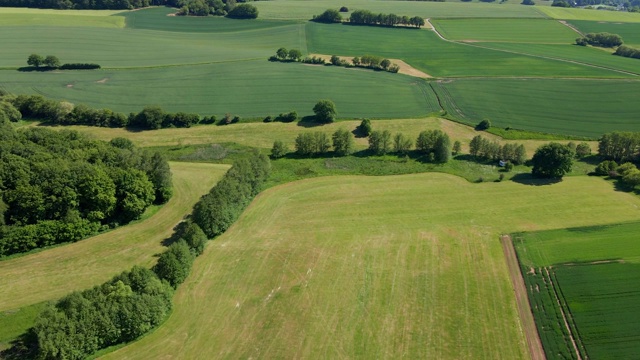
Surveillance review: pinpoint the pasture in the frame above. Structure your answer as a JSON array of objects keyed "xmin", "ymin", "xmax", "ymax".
[
  {"xmin": 432, "ymin": 78, "xmax": 640, "ymax": 137},
  {"xmin": 569, "ymin": 20, "xmax": 640, "ymax": 46},
  {"xmin": 538, "ymin": 6, "xmax": 640, "ymax": 22},
  {"xmin": 305, "ymin": 22, "xmax": 627, "ymax": 78},
  {"xmin": 514, "ymin": 222, "xmax": 640, "ymax": 359},
  {"xmin": 103, "ymin": 173, "xmax": 640, "ymax": 359},
  {"xmin": 0, "ymin": 162, "xmax": 229, "ymax": 313},
  {"xmin": 431, "ymin": 19, "xmax": 578, "ymax": 43}
]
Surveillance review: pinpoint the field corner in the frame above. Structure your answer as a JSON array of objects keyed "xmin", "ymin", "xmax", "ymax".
[{"xmin": 500, "ymin": 234, "xmax": 546, "ymax": 360}]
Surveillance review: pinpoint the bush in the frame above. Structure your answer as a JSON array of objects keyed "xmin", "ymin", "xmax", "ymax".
[
  {"xmin": 595, "ymin": 160, "xmax": 618, "ymax": 176},
  {"xmin": 312, "ymin": 99, "xmax": 337, "ymax": 123},
  {"xmin": 575, "ymin": 32, "xmax": 623, "ymax": 48},
  {"xmin": 277, "ymin": 111, "xmax": 297, "ymax": 122},
  {"xmin": 226, "ymin": 3, "xmax": 258, "ymax": 18},
  {"xmin": 358, "ymin": 118, "xmax": 372, "ymax": 137},
  {"xmin": 271, "ymin": 140, "xmax": 288, "ymax": 159},
  {"xmin": 339, "ymin": 6, "xmax": 348, "ymax": 12},
  {"xmin": 476, "ymin": 119, "xmax": 491, "ymax": 130},
  {"xmin": 59, "ymin": 63, "xmax": 101, "ymax": 70},
  {"xmin": 154, "ymin": 240, "xmax": 194, "ymax": 288},
  {"xmin": 312, "ymin": 9, "xmax": 342, "ymax": 23}
]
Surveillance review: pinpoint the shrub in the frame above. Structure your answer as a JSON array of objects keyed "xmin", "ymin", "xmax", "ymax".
[
  {"xmin": 313, "ymin": 9, "xmax": 342, "ymax": 23},
  {"xmin": 358, "ymin": 118, "xmax": 372, "ymax": 137},
  {"xmin": 339, "ymin": 6, "xmax": 348, "ymax": 12},
  {"xmin": 271, "ymin": 140, "xmax": 288, "ymax": 159},
  {"xmin": 312, "ymin": 99, "xmax": 337, "ymax": 123},
  {"xmin": 226, "ymin": 3, "xmax": 258, "ymax": 18},
  {"xmin": 476, "ymin": 119, "xmax": 491, "ymax": 130},
  {"xmin": 595, "ymin": 160, "xmax": 618, "ymax": 176}
]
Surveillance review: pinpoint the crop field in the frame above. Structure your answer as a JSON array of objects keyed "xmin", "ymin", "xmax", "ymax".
[
  {"xmin": 514, "ymin": 222, "xmax": 640, "ymax": 359},
  {"xmin": 253, "ymin": 0, "xmax": 545, "ymax": 20},
  {"xmin": 306, "ymin": 22, "xmax": 625, "ymax": 78},
  {"xmin": 569, "ymin": 20, "xmax": 640, "ymax": 46},
  {"xmin": 431, "ymin": 19, "xmax": 578, "ymax": 44},
  {"xmin": 0, "ymin": 62, "xmax": 436, "ymax": 118},
  {"xmin": 538, "ymin": 6, "xmax": 640, "ymax": 22},
  {"xmin": 101, "ymin": 174, "xmax": 640, "ymax": 359},
  {"xmin": 432, "ymin": 78, "xmax": 640, "ymax": 137},
  {"xmin": 0, "ymin": 162, "xmax": 228, "ymax": 313}
]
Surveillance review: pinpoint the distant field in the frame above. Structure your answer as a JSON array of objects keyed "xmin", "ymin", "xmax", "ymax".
[
  {"xmin": 122, "ymin": 6, "xmax": 300, "ymax": 33},
  {"xmin": 538, "ymin": 6, "xmax": 640, "ymax": 22},
  {"xmin": 432, "ymin": 19, "xmax": 578, "ymax": 43},
  {"xmin": 478, "ymin": 42, "xmax": 640, "ymax": 75},
  {"xmin": 0, "ymin": 7, "xmax": 125, "ymax": 15},
  {"xmin": 514, "ymin": 222, "xmax": 640, "ymax": 359},
  {"xmin": 433, "ymin": 78, "xmax": 640, "ymax": 137},
  {"xmin": 0, "ymin": 61, "xmax": 437, "ymax": 118},
  {"xmin": 103, "ymin": 173, "xmax": 640, "ymax": 359},
  {"xmin": 306, "ymin": 22, "xmax": 626, "ymax": 78},
  {"xmin": 0, "ymin": 162, "xmax": 228, "ymax": 313},
  {"xmin": 254, "ymin": 0, "xmax": 545, "ymax": 20},
  {"xmin": 570, "ymin": 20, "xmax": 640, "ymax": 46},
  {"xmin": 0, "ymin": 13, "xmax": 125, "ymax": 27}
]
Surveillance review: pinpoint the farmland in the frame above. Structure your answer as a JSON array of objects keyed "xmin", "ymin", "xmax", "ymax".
[
  {"xmin": 431, "ymin": 19, "xmax": 578, "ymax": 44},
  {"xmin": 102, "ymin": 174, "xmax": 640, "ymax": 359},
  {"xmin": 514, "ymin": 222, "xmax": 640, "ymax": 359},
  {"xmin": 569, "ymin": 20, "xmax": 640, "ymax": 46}
]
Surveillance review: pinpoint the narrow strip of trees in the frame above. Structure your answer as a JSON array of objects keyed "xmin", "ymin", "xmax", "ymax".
[
  {"xmin": 348, "ymin": 10, "xmax": 425, "ymax": 28},
  {"xmin": 25, "ymin": 54, "xmax": 100, "ymax": 71},
  {"xmin": 614, "ymin": 45, "xmax": 640, "ymax": 60},
  {"xmin": 177, "ymin": 0, "xmax": 258, "ymax": 18},
  {"xmin": 575, "ymin": 32, "xmax": 623, "ymax": 48},
  {"xmin": 469, "ymin": 135, "xmax": 527, "ymax": 165}
]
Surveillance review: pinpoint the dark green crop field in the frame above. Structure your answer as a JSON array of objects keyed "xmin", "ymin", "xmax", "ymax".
[
  {"xmin": 514, "ymin": 222, "xmax": 640, "ymax": 359},
  {"xmin": 570, "ymin": 20, "xmax": 640, "ymax": 46}
]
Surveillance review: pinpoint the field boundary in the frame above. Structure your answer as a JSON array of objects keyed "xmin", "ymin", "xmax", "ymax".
[{"xmin": 501, "ymin": 234, "xmax": 546, "ymax": 360}]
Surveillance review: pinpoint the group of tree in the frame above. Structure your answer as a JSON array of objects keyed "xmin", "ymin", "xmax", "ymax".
[
  {"xmin": 575, "ymin": 32, "xmax": 623, "ymax": 47},
  {"xmin": 348, "ymin": 10, "xmax": 425, "ymax": 28},
  {"xmin": 469, "ymin": 135, "xmax": 527, "ymax": 165},
  {"xmin": 598, "ymin": 131, "xmax": 640, "ymax": 162},
  {"xmin": 286, "ymin": 129, "xmax": 354, "ymax": 157},
  {"xmin": 594, "ymin": 160, "xmax": 640, "ymax": 188},
  {"xmin": 191, "ymin": 151, "xmax": 270, "ymax": 238},
  {"xmin": 263, "ymin": 111, "xmax": 297, "ymax": 123},
  {"xmin": 334, "ymin": 54, "xmax": 400, "ymax": 73},
  {"xmin": 531, "ymin": 142, "xmax": 575, "ymax": 178},
  {"xmin": 368, "ymin": 129, "xmax": 452, "ymax": 162},
  {"xmin": 614, "ymin": 45, "xmax": 640, "ymax": 60},
  {"xmin": 11, "ymin": 153, "xmax": 270, "ymax": 359},
  {"xmin": 312, "ymin": 8, "xmax": 343, "ymax": 23},
  {"xmin": 312, "ymin": 99, "xmax": 337, "ymax": 123},
  {"xmin": 268, "ymin": 47, "xmax": 303, "ymax": 62},
  {"xmin": 551, "ymin": 0, "xmax": 571, "ymax": 7},
  {"xmin": 0, "ymin": 123, "xmax": 172, "ymax": 257},
  {"xmin": 0, "ymin": 0, "xmax": 153, "ymax": 10},
  {"xmin": 177, "ymin": 0, "xmax": 258, "ymax": 18},
  {"xmin": 26, "ymin": 54, "xmax": 100, "ymax": 70}
]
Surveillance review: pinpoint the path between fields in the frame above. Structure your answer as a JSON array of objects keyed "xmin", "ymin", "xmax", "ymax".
[
  {"xmin": 308, "ymin": 53, "xmax": 431, "ymax": 78},
  {"xmin": 500, "ymin": 235, "xmax": 546, "ymax": 360},
  {"xmin": 545, "ymin": 267, "xmax": 584, "ymax": 360},
  {"xmin": 426, "ymin": 19, "xmax": 639, "ymax": 77}
]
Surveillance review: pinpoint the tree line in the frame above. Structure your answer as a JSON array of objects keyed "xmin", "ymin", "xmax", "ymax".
[
  {"xmin": 312, "ymin": 9, "xmax": 425, "ymax": 28},
  {"xmin": 469, "ymin": 135, "xmax": 527, "ymax": 165},
  {"xmin": 6, "ymin": 152, "xmax": 270, "ymax": 359},
  {"xmin": 177, "ymin": 0, "xmax": 258, "ymax": 19},
  {"xmin": 0, "ymin": 0, "xmax": 154, "ymax": 10},
  {"xmin": 269, "ymin": 48, "xmax": 400, "ymax": 74},
  {"xmin": 25, "ymin": 54, "xmax": 100, "ymax": 70},
  {"xmin": 0, "ymin": 117, "xmax": 172, "ymax": 257},
  {"xmin": 614, "ymin": 45, "xmax": 640, "ymax": 60},
  {"xmin": 575, "ymin": 32, "xmax": 623, "ymax": 48}
]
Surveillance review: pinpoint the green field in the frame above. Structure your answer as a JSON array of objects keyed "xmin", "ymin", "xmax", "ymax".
[
  {"xmin": 570, "ymin": 20, "xmax": 640, "ymax": 46},
  {"xmin": 306, "ymin": 22, "xmax": 627, "ymax": 78},
  {"xmin": 0, "ymin": 61, "xmax": 437, "ymax": 118},
  {"xmin": 254, "ymin": 0, "xmax": 545, "ymax": 20},
  {"xmin": 538, "ymin": 6, "xmax": 640, "ymax": 22},
  {"xmin": 432, "ymin": 19, "xmax": 578, "ymax": 43},
  {"xmin": 433, "ymin": 78, "xmax": 640, "ymax": 137},
  {"xmin": 0, "ymin": 162, "xmax": 228, "ymax": 313},
  {"xmin": 514, "ymin": 222, "xmax": 640, "ymax": 359},
  {"xmin": 100, "ymin": 173, "xmax": 640, "ymax": 359}
]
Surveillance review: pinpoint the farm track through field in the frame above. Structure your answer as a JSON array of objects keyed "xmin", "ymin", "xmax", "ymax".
[
  {"xmin": 426, "ymin": 19, "xmax": 640, "ymax": 77},
  {"xmin": 544, "ymin": 268, "xmax": 583, "ymax": 360},
  {"xmin": 501, "ymin": 235, "xmax": 546, "ymax": 360},
  {"xmin": 0, "ymin": 162, "xmax": 229, "ymax": 312}
]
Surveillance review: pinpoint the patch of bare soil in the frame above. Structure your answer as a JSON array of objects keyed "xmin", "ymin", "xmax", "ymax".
[
  {"xmin": 66, "ymin": 84, "xmax": 74, "ymax": 88},
  {"xmin": 460, "ymin": 40, "xmax": 481, "ymax": 43},
  {"xmin": 96, "ymin": 78, "xmax": 109, "ymax": 84},
  {"xmin": 308, "ymin": 53, "xmax": 431, "ymax": 78}
]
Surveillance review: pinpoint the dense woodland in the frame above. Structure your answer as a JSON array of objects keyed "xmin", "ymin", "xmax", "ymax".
[{"xmin": 0, "ymin": 98, "xmax": 172, "ymax": 257}]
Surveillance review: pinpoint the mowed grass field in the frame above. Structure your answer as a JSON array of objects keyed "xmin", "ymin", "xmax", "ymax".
[
  {"xmin": 515, "ymin": 222, "xmax": 640, "ymax": 359},
  {"xmin": 538, "ymin": 6, "xmax": 640, "ymax": 22},
  {"xmin": 253, "ymin": 0, "xmax": 546, "ymax": 20},
  {"xmin": 103, "ymin": 173, "xmax": 640, "ymax": 359},
  {"xmin": 570, "ymin": 20, "xmax": 640, "ymax": 46},
  {"xmin": 306, "ymin": 22, "xmax": 627, "ymax": 78},
  {"xmin": 57, "ymin": 118, "xmax": 596, "ymax": 158},
  {"xmin": 433, "ymin": 78, "xmax": 640, "ymax": 137},
  {"xmin": 0, "ymin": 62, "xmax": 437, "ymax": 118},
  {"xmin": 431, "ymin": 19, "xmax": 578, "ymax": 43},
  {"xmin": 0, "ymin": 162, "xmax": 229, "ymax": 313}
]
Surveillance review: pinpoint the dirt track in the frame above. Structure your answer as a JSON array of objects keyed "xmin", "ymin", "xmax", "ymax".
[{"xmin": 501, "ymin": 235, "xmax": 547, "ymax": 360}]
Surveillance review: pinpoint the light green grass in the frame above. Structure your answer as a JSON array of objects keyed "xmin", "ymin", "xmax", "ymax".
[
  {"xmin": 538, "ymin": 6, "xmax": 640, "ymax": 22},
  {"xmin": 432, "ymin": 19, "xmax": 578, "ymax": 43},
  {"xmin": 477, "ymin": 42, "xmax": 640, "ymax": 75},
  {"xmin": 0, "ymin": 22, "xmax": 304, "ymax": 67},
  {"xmin": 0, "ymin": 162, "xmax": 229, "ymax": 312},
  {"xmin": 0, "ymin": 302, "xmax": 48, "ymax": 351},
  {"xmin": 0, "ymin": 13, "xmax": 125, "ymax": 27},
  {"xmin": 254, "ymin": 0, "xmax": 546, "ymax": 20},
  {"xmin": 0, "ymin": 7, "xmax": 125, "ymax": 15},
  {"xmin": 306, "ymin": 22, "xmax": 627, "ymax": 78},
  {"xmin": 570, "ymin": 20, "xmax": 640, "ymax": 46},
  {"xmin": 0, "ymin": 61, "xmax": 438, "ymax": 118},
  {"xmin": 433, "ymin": 78, "xmax": 640, "ymax": 137},
  {"xmin": 103, "ymin": 173, "xmax": 640, "ymax": 359}
]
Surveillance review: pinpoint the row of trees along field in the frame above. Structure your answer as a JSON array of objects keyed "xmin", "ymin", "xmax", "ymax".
[
  {"xmin": 6, "ymin": 153, "xmax": 270, "ymax": 359},
  {"xmin": 0, "ymin": 119, "xmax": 172, "ymax": 257},
  {"xmin": 575, "ymin": 32, "xmax": 623, "ymax": 47},
  {"xmin": 313, "ymin": 9, "xmax": 425, "ymax": 28},
  {"xmin": 26, "ymin": 54, "xmax": 100, "ymax": 70}
]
